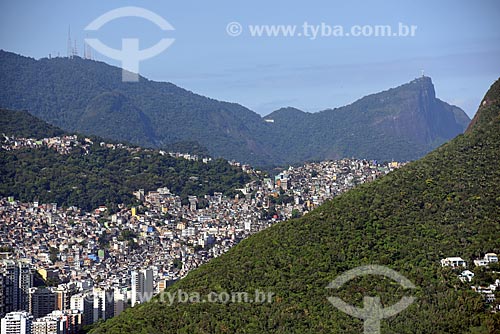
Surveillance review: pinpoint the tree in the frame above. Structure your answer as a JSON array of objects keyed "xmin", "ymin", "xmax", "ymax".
[
  {"xmin": 49, "ymin": 247, "xmax": 59, "ymax": 263},
  {"xmin": 291, "ymin": 209, "xmax": 301, "ymax": 219}
]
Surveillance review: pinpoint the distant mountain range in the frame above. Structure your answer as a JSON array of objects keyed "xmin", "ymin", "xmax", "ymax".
[
  {"xmin": 0, "ymin": 50, "xmax": 470, "ymax": 166},
  {"xmin": 264, "ymin": 77, "xmax": 470, "ymax": 163},
  {"xmin": 89, "ymin": 77, "xmax": 500, "ymax": 334}
]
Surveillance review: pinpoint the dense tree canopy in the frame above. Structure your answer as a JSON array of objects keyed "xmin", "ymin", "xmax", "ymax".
[
  {"xmin": 0, "ymin": 146, "xmax": 249, "ymax": 212},
  {"xmin": 0, "ymin": 109, "xmax": 250, "ymax": 211}
]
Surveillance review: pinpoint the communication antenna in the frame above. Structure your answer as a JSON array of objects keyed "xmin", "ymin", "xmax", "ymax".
[
  {"xmin": 420, "ymin": 69, "xmax": 425, "ymax": 78},
  {"xmin": 84, "ymin": 36, "xmax": 93, "ymax": 60},
  {"xmin": 73, "ymin": 40, "xmax": 78, "ymax": 58},
  {"xmin": 67, "ymin": 26, "xmax": 72, "ymax": 58}
]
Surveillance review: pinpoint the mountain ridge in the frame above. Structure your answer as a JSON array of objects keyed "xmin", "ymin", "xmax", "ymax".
[{"xmin": 0, "ymin": 50, "xmax": 470, "ymax": 166}]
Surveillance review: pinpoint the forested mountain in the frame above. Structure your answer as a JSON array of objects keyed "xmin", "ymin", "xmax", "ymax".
[
  {"xmin": 0, "ymin": 51, "xmax": 270, "ymax": 164},
  {"xmin": 90, "ymin": 78, "xmax": 500, "ymax": 333},
  {"xmin": 0, "ymin": 109, "xmax": 250, "ymax": 211},
  {"xmin": 0, "ymin": 50, "xmax": 469, "ymax": 166},
  {"xmin": 264, "ymin": 77, "xmax": 470, "ymax": 162},
  {"xmin": 0, "ymin": 109, "xmax": 65, "ymax": 138}
]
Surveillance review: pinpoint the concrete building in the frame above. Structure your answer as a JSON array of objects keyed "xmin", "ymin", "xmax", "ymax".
[
  {"xmin": 459, "ymin": 270, "xmax": 475, "ymax": 283},
  {"xmin": 0, "ymin": 260, "xmax": 33, "ymax": 314},
  {"xmin": 92, "ymin": 288, "xmax": 114, "ymax": 323},
  {"xmin": 188, "ymin": 196, "xmax": 197, "ymax": 211},
  {"xmin": 58, "ymin": 310, "xmax": 82, "ymax": 334},
  {"xmin": 474, "ymin": 252, "xmax": 499, "ymax": 267},
  {"xmin": 28, "ymin": 287, "xmax": 55, "ymax": 319},
  {"xmin": 113, "ymin": 289, "xmax": 126, "ymax": 318},
  {"xmin": 32, "ymin": 312, "xmax": 67, "ymax": 334},
  {"xmin": 131, "ymin": 269, "xmax": 154, "ymax": 307},
  {"xmin": 0, "ymin": 261, "xmax": 18, "ymax": 316},
  {"xmin": 32, "ymin": 318, "xmax": 59, "ymax": 334},
  {"xmin": 485, "ymin": 253, "xmax": 498, "ymax": 263},
  {"xmin": 440, "ymin": 257, "xmax": 467, "ymax": 268},
  {"xmin": 39, "ymin": 310, "xmax": 82, "ymax": 334},
  {"xmin": 1, "ymin": 311, "xmax": 33, "ymax": 334},
  {"xmin": 69, "ymin": 294, "xmax": 92, "ymax": 326},
  {"xmin": 54, "ymin": 289, "xmax": 69, "ymax": 312},
  {"xmin": 0, "ymin": 274, "xmax": 5, "ymax": 317},
  {"xmin": 17, "ymin": 262, "xmax": 33, "ymax": 312}
]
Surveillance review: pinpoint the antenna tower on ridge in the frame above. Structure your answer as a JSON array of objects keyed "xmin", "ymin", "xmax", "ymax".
[{"xmin": 67, "ymin": 26, "xmax": 72, "ymax": 58}]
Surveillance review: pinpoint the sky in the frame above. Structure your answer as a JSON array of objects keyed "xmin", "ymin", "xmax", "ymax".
[{"xmin": 1, "ymin": 0, "xmax": 499, "ymax": 117}]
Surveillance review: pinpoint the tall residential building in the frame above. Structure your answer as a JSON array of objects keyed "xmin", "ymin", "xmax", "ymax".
[
  {"xmin": 131, "ymin": 269, "xmax": 154, "ymax": 307},
  {"xmin": 28, "ymin": 288, "xmax": 55, "ymax": 319},
  {"xmin": 92, "ymin": 288, "xmax": 114, "ymax": 323},
  {"xmin": 1, "ymin": 311, "xmax": 33, "ymax": 334},
  {"xmin": 1, "ymin": 261, "xmax": 18, "ymax": 315},
  {"xmin": 54, "ymin": 285, "xmax": 75, "ymax": 312},
  {"xmin": 32, "ymin": 318, "xmax": 59, "ymax": 334},
  {"xmin": 0, "ymin": 274, "xmax": 5, "ymax": 317},
  {"xmin": 69, "ymin": 294, "xmax": 92, "ymax": 326},
  {"xmin": 33, "ymin": 310, "xmax": 79, "ymax": 334},
  {"xmin": 50, "ymin": 310, "xmax": 82, "ymax": 334},
  {"xmin": 113, "ymin": 288, "xmax": 127, "ymax": 317},
  {"xmin": 32, "ymin": 312, "xmax": 67, "ymax": 334},
  {"xmin": 1, "ymin": 260, "xmax": 33, "ymax": 314},
  {"xmin": 17, "ymin": 261, "xmax": 33, "ymax": 312}
]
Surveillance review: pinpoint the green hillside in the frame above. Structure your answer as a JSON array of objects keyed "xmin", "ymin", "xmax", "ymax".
[
  {"xmin": 91, "ymin": 78, "xmax": 500, "ymax": 333},
  {"xmin": 0, "ymin": 109, "xmax": 65, "ymax": 138},
  {"xmin": 0, "ymin": 110, "xmax": 250, "ymax": 211}
]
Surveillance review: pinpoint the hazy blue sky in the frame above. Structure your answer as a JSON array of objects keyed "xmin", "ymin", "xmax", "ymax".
[{"xmin": 1, "ymin": 0, "xmax": 499, "ymax": 117}]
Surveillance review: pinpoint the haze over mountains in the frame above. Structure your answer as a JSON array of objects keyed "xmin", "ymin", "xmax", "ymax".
[{"xmin": 0, "ymin": 50, "xmax": 469, "ymax": 166}]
